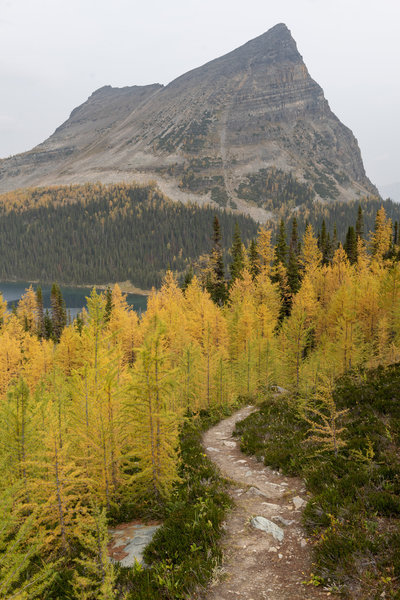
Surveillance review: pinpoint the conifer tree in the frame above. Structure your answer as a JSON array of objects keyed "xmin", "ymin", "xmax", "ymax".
[
  {"xmin": 371, "ymin": 206, "xmax": 392, "ymax": 261},
  {"xmin": 287, "ymin": 247, "xmax": 301, "ymax": 298},
  {"xmin": 356, "ymin": 204, "xmax": 364, "ymax": 239},
  {"xmin": 303, "ymin": 375, "xmax": 348, "ymax": 455},
  {"xmin": 289, "ymin": 217, "xmax": 300, "ymax": 255},
  {"xmin": 17, "ymin": 285, "xmax": 38, "ymax": 334},
  {"xmin": 36, "ymin": 286, "xmax": 45, "ymax": 339},
  {"xmin": 248, "ymin": 239, "xmax": 260, "ymax": 279},
  {"xmin": 205, "ymin": 216, "xmax": 227, "ymax": 306},
  {"xmin": 299, "ymin": 225, "xmax": 322, "ymax": 277},
  {"xmin": 0, "ymin": 482, "xmax": 58, "ymax": 599},
  {"xmin": 286, "ymin": 218, "xmax": 301, "ymax": 299},
  {"xmin": 72, "ymin": 505, "xmax": 115, "ymax": 600},
  {"xmin": 45, "ymin": 309, "xmax": 55, "ymax": 341},
  {"xmin": 126, "ymin": 316, "xmax": 180, "ymax": 501},
  {"xmin": 181, "ymin": 264, "xmax": 194, "ymax": 291},
  {"xmin": 229, "ymin": 223, "xmax": 244, "ymax": 285},
  {"xmin": 344, "ymin": 226, "xmax": 358, "ymax": 264},
  {"xmin": 104, "ymin": 286, "xmax": 113, "ymax": 323},
  {"xmin": 318, "ymin": 220, "xmax": 329, "ymax": 264},
  {"xmin": 257, "ymin": 226, "xmax": 274, "ymax": 276},
  {"xmin": 332, "ymin": 223, "xmax": 338, "ymax": 252},
  {"xmin": 51, "ymin": 283, "xmax": 67, "ymax": 342},
  {"xmin": 274, "ymin": 219, "xmax": 288, "ymax": 267}
]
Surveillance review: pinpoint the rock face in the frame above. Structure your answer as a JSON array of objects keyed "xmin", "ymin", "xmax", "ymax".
[{"xmin": 0, "ymin": 24, "xmax": 377, "ymax": 218}]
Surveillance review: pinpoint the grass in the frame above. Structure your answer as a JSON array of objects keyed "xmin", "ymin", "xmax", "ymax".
[{"xmin": 233, "ymin": 365, "xmax": 400, "ymax": 599}]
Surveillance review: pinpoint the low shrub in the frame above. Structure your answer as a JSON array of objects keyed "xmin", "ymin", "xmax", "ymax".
[{"xmin": 233, "ymin": 365, "xmax": 400, "ymax": 598}]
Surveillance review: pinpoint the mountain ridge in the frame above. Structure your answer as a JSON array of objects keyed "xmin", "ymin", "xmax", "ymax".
[{"xmin": 0, "ymin": 24, "xmax": 378, "ymax": 221}]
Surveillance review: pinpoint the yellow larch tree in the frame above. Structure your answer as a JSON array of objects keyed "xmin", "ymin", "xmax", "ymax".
[
  {"xmin": 125, "ymin": 315, "xmax": 180, "ymax": 501},
  {"xmin": 16, "ymin": 285, "xmax": 38, "ymax": 334},
  {"xmin": 278, "ymin": 274, "xmax": 318, "ymax": 393},
  {"xmin": 299, "ymin": 224, "xmax": 322, "ymax": 285},
  {"xmin": 371, "ymin": 206, "xmax": 392, "ymax": 263},
  {"xmin": 257, "ymin": 225, "xmax": 274, "ymax": 277}
]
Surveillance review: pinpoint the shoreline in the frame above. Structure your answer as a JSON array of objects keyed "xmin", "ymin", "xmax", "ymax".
[{"xmin": 0, "ymin": 279, "xmax": 152, "ymax": 296}]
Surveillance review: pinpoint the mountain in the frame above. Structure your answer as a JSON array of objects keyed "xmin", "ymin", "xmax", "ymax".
[{"xmin": 0, "ymin": 24, "xmax": 378, "ymax": 221}]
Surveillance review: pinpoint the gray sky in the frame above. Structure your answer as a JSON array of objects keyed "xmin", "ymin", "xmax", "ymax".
[{"xmin": 0, "ymin": 0, "xmax": 399, "ymax": 187}]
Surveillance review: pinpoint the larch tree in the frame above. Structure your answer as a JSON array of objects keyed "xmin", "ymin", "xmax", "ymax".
[{"xmin": 125, "ymin": 316, "xmax": 180, "ymax": 501}]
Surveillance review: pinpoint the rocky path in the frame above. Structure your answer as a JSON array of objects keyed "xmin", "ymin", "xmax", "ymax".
[{"xmin": 201, "ymin": 406, "xmax": 331, "ymax": 600}]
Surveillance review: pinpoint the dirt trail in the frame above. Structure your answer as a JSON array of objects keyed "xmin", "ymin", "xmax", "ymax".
[{"xmin": 201, "ymin": 406, "xmax": 330, "ymax": 600}]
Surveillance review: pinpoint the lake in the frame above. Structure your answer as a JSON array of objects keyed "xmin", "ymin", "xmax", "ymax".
[{"xmin": 0, "ymin": 281, "xmax": 148, "ymax": 317}]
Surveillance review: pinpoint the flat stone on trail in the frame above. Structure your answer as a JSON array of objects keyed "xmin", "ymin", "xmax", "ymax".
[
  {"xmin": 223, "ymin": 440, "xmax": 237, "ymax": 447},
  {"xmin": 292, "ymin": 496, "xmax": 306, "ymax": 509},
  {"xmin": 261, "ymin": 502, "xmax": 281, "ymax": 510},
  {"xmin": 244, "ymin": 486, "xmax": 268, "ymax": 498},
  {"xmin": 206, "ymin": 446, "xmax": 220, "ymax": 452},
  {"xmin": 237, "ymin": 459, "xmax": 247, "ymax": 463},
  {"xmin": 250, "ymin": 516, "xmax": 284, "ymax": 542},
  {"xmin": 271, "ymin": 515, "xmax": 295, "ymax": 527}
]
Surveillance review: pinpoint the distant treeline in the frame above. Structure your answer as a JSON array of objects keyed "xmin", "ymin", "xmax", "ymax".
[{"xmin": 0, "ymin": 182, "xmax": 399, "ymax": 288}]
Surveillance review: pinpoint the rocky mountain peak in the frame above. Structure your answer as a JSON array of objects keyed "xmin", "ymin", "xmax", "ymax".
[{"xmin": 0, "ymin": 24, "xmax": 378, "ymax": 220}]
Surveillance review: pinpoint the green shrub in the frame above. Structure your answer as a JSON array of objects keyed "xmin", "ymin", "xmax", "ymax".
[{"xmin": 233, "ymin": 364, "xmax": 400, "ymax": 597}]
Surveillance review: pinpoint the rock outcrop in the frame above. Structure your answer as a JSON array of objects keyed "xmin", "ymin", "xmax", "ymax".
[{"xmin": 0, "ymin": 24, "xmax": 377, "ymax": 219}]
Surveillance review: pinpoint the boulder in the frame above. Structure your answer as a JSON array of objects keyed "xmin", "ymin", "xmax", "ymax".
[{"xmin": 250, "ymin": 516, "xmax": 284, "ymax": 542}]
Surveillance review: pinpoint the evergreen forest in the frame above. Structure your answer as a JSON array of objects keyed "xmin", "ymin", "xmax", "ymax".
[
  {"xmin": 0, "ymin": 182, "xmax": 399, "ymax": 290},
  {"xmin": 0, "ymin": 184, "xmax": 258, "ymax": 289}
]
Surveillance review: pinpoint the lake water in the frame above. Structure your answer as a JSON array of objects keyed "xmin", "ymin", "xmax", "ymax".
[{"xmin": 0, "ymin": 281, "xmax": 148, "ymax": 318}]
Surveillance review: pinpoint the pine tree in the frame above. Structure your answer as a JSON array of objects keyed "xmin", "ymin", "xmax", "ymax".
[
  {"xmin": 356, "ymin": 204, "xmax": 364, "ymax": 239},
  {"xmin": 36, "ymin": 286, "xmax": 45, "ymax": 339},
  {"xmin": 181, "ymin": 265, "xmax": 194, "ymax": 291},
  {"xmin": 274, "ymin": 219, "xmax": 288, "ymax": 267},
  {"xmin": 286, "ymin": 218, "xmax": 301, "ymax": 303},
  {"xmin": 319, "ymin": 220, "xmax": 328, "ymax": 263},
  {"xmin": 344, "ymin": 226, "xmax": 358, "ymax": 264},
  {"xmin": 0, "ymin": 293, "xmax": 6, "ymax": 329},
  {"xmin": 248, "ymin": 239, "xmax": 260, "ymax": 279},
  {"xmin": 289, "ymin": 217, "xmax": 300, "ymax": 255},
  {"xmin": 229, "ymin": 223, "xmax": 244, "ymax": 285},
  {"xmin": 332, "ymin": 223, "xmax": 338, "ymax": 252},
  {"xmin": 51, "ymin": 283, "xmax": 66, "ymax": 342},
  {"xmin": 287, "ymin": 246, "xmax": 301, "ymax": 297},
  {"xmin": 104, "ymin": 286, "xmax": 113, "ymax": 323},
  {"xmin": 205, "ymin": 216, "xmax": 227, "ymax": 306}
]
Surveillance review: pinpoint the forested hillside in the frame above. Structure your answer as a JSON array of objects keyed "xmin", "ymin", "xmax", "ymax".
[
  {"xmin": 0, "ymin": 183, "xmax": 258, "ymax": 288},
  {"xmin": 0, "ymin": 182, "xmax": 399, "ymax": 290},
  {"xmin": 1, "ymin": 205, "xmax": 400, "ymax": 598}
]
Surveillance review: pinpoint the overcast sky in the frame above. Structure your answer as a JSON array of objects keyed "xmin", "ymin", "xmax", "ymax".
[{"xmin": 0, "ymin": 0, "xmax": 399, "ymax": 187}]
